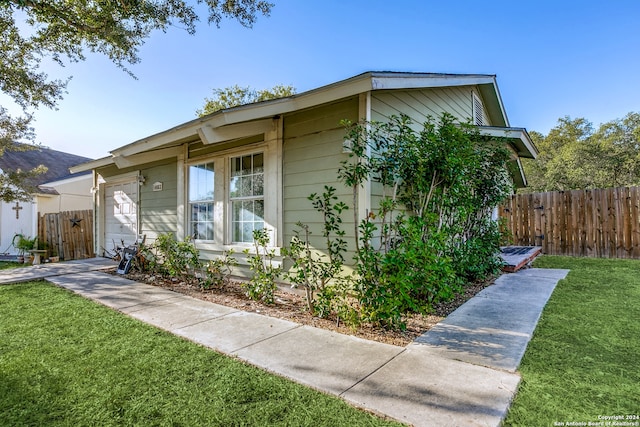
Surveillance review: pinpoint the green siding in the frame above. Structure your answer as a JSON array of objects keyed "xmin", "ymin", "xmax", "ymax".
[
  {"xmin": 140, "ymin": 162, "xmax": 178, "ymax": 241},
  {"xmin": 283, "ymin": 97, "xmax": 358, "ymax": 258},
  {"xmin": 371, "ymin": 86, "xmax": 477, "ymax": 125},
  {"xmin": 369, "ymin": 86, "xmax": 492, "ymax": 210}
]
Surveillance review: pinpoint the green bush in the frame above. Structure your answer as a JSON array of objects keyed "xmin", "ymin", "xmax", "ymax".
[
  {"xmin": 148, "ymin": 233, "xmax": 200, "ymax": 278},
  {"xmin": 244, "ymin": 229, "xmax": 281, "ymax": 304},
  {"xmin": 201, "ymin": 250, "xmax": 237, "ymax": 289},
  {"xmin": 283, "ymin": 186, "xmax": 348, "ymax": 315},
  {"xmin": 329, "ymin": 113, "xmax": 513, "ymax": 329}
]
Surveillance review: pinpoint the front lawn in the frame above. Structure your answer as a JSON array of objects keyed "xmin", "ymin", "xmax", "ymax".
[
  {"xmin": 504, "ymin": 256, "xmax": 640, "ymax": 426},
  {"xmin": 0, "ymin": 281, "xmax": 401, "ymax": 426}
]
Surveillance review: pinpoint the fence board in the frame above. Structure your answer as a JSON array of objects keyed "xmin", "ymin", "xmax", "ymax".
[
  {"xmin": 37, "ymin": 210, "xmax": 94, "ymax": 261},
  {"xmin": 632, "ymin": 187, "xmax": 640, "ymax": 258},
  {"xmin": 500, "ymin": 186, "xmax": 640, "ymax": 259}
]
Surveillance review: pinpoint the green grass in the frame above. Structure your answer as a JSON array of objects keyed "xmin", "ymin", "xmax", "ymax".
[
  {"xmin": 0, "ymin": 281, "xmax": 401, "ymax": 426},
  {"xmin": 504, "ymin": 256, "xmax": 640, "ymax": 426},
  {"xmin": 0, "ymin": 260, "xmax": 26, "ymax": 270}
]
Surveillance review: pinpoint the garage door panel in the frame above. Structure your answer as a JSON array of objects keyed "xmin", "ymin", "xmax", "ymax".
[{"xmin": 104, "ymin": 180, "xmax": 138, "ymax": 247}]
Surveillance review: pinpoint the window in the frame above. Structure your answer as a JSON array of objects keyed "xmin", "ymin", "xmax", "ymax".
[
  {"xmin": 230, "ymin": 152, "xmax": 264, "ymax": 243},
  {"xmin": 189, "ymin": 162, "xmax": 215, "ymax": 240}
]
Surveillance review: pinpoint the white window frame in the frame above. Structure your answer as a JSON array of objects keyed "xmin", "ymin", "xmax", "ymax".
[
  {"xmin": 185, "ymin": 138, "xmax": 279, "ymax": 250},
  {"xmin": 187, "ymin": 161, "xmax": 216, "ymax": 241},
  {"xmin": 229, "ymin": 151, "xmax": 265, "ymax": 244}
]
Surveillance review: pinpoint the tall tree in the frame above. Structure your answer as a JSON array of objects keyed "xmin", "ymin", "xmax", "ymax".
[
  {"xmin": 522, "ymin": 113, "xmax": 640, "ymax": 192},
  {"xmin": 197, "ymin": 84, "xmax": 296, "ymax": 116},
  {"xmin": 1, "ymin": 0, "xmax": 273, "ymax": 201}
]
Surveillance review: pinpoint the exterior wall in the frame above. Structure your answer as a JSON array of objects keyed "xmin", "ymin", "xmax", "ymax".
[
  {"xmin": 36, "ymin": 176, "xmax": 93, "ymax": 214},
  {"xmin": 282, "ymin": 97, "xmax": 359, "ymax": 262},
  {"xmin": 95, "ymin": 158, "xmax": 178, "ymax": 255},
  {"xmin": 139, "ymin": 161, "xmax": 178, "ymax": 242},
  {"xmin": 369, "ymin": 86, "xmax": 492, "ymax": 210},
  {"xmin": 371, "ymin": 86, "xmax": 482, "ymax": 125},
  {"xmin": 0, "ymin": 200, "xmax": 36, "ymax": 256}
]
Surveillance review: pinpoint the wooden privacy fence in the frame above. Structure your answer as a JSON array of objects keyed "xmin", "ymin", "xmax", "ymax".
[
  {"xmin": 499, "ymin": 187, "xmax": 640, "ymax": 258},
  {"xmin": 38, "ymin": 210, "xmax": 94, "ymax": 261}
]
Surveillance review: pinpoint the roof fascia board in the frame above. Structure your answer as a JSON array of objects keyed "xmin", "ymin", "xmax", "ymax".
[
  {"xmin": 113, "ymin": 146, "xmax": 182, "ymax": 169},
  {"xmin": 515, "ymin": 157, "xmax": 527, "ymax": 187},
  {"xmin": 101, "ymin": 72, "xmax": 512, "ymax": 160},
  {"xmin": 478, "ymin": 126, "xmax": 538, "ymax": 159},
  {"xmin": 204, "ymin": 78, "xmax": 374, "ymax": 129},
  {"xmin": 371, "ymin": 75, "xmax": 495, "ymax": 90},
  {"xmin": 111, "ymin": 78, "xmax": 374, "ymax": 158},
  {"xmin": 197, "ymin": 118, "xmax": 274, "ymax": 145},
  {"xmin": 40, "ymin": 173, "xmax": 92, "ymax": 187},
  {"xmin": 477, "ymin": 80, "xmax": 509, "ymax": 127},
  {"xmin": 70, "ymin": 156, "xmax": 115, "ymax": 173},
  {"xmin": 113, "ymin": 125, "xmax": 197, "ymax": 158}
]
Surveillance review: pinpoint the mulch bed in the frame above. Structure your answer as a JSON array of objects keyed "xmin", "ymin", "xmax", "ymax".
[{"xmin": 113, "ymin": 269, "xmax": 496, "ymax": 347}]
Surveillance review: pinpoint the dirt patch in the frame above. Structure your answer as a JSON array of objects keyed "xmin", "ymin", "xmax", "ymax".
[{"xmin": 115, "ymin": 270, "xmax": 496, "ymax": 347}]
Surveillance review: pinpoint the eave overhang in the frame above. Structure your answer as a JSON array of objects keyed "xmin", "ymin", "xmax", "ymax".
[
  {"xmin": 477, "ymin": 126, "xmax": 538, "ymax": 159},
  {"xmin": 70, "ymin": 72, "xmax": 515, "ymax": 173},
  {"xmin": 70, "ymin": 156, "xmax": 115, "ymax": 173}
]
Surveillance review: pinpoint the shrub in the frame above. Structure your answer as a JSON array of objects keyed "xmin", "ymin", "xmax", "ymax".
[
  {"xmin": 283, "ymin": 186, "xmax": 348, "ymax": 315},
  {"xmin": 328, "ymin": 113, "xmax": 513, "ymax": 329},
  {"xmin": 201, "ymin": 250, "xmax": 237, "ymax": 289},
  {"xmin": 145, "ymin": 233, "xmax": 200, "ymax": 279},
  {"xmin": 244, "ymin": 229, "xmax": 281, "ymax": 304}
]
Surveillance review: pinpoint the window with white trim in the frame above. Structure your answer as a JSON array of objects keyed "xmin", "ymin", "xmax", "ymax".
[
  {"xmin": 188, "ymin": 162, "xmax": 215, "ymax": 240},
  {"xmin": 229, "ymin": 152, "xmax": 264, "ymax": 243}
]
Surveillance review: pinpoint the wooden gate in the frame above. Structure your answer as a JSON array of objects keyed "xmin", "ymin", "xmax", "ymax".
[
  {"xmin": 38, "ymin": 210, "xmax": 94, "ymax": 261},
  {"xmin": 500, "ymin": 187, "xmax": 640, "ymax": 258}
]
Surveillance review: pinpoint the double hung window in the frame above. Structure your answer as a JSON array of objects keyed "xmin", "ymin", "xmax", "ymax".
[
  {"xmin": 188, "ymin": 151, "xmax": 267, "ymax": 245},
  {"xmin": 230, "ymin": 153, "xmax": 264, "ymax": 243},
  {"xmin": 188, "ymin": 162, "xmax": 215, "ymax": 241}
]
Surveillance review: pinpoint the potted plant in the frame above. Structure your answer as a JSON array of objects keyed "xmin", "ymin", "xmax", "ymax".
[
  {"xmin": 13, "ymin": 234, "xmax": 36, "ymax": 263},
  {"xmin": 49, "ymin": 246, "xmax": 59, "ymax": 263}
]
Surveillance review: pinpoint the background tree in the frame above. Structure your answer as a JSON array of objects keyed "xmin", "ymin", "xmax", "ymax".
[
  {"xmin": 521, "ymin": 112, "xmax": 640, "ymax": 192},
  {"xmin": 197, "ymin": 84, "xmax": 296, "ymax": 116},
  {"xmin": 0, "ymin": 0, "xmax": 273, "ymax": 201}
]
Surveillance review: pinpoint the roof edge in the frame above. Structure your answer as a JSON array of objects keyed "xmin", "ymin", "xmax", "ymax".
[{"xmin": 109, "ymin": 71, "xmax": 507, "ymax": 159}]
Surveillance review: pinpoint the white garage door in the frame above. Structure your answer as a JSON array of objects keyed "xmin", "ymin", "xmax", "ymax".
[{"xmin": 104, "ymin": 180, "xmax": 138, "ymax": 250}]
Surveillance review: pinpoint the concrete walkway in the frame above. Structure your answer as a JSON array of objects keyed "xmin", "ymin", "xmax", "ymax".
[{"xmin": 0, "ymin": 258, "xmax": 569, "ymax": 427}]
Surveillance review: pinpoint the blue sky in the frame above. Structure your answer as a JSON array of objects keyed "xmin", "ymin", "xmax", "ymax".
[{"xmin": 6, "ymin": 0, "xmax": 640, "ymax": 159}]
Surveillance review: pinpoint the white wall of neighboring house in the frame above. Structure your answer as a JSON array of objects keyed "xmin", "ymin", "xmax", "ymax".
[
  {"xmin": 0, "ymin": 199, "xmax": 37, "ymax": 256},
  {"xmin": 0, "ymin": 174, "xmax": 92, "ymax": 256},
  {"xmin": 36, "ymin": 174, "xmax": 93, "ymax": 214}
]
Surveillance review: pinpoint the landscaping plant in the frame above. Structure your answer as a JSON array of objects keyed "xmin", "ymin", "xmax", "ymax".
[
  {"xmin": 140, "ymin": 233, "xmax": 237, "ymax": 289},
  {"xmin": 283, "ymin": 186, "xmax": 348, "ymax": 315},
  {"xmin": 304, "ymin": 113, "xmax": 514, "ymax": 329},
  {"xmin": 145, "ymin": 233, "xmax": 200, "ymax": 278},
  {"xmin": 243, "ymin": 228, "xmax": 282, "ymax": 304},
  {"xmin": 201, "ymin": 250, "xmax": 238, "ymax": 289}
]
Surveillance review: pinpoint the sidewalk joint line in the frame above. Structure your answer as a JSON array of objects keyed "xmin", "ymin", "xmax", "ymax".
[
  {"xmin": 339, "ymin": 348, "xmax": 407, "ymax": 397},
  {"xmin": 230, "ymin": 324, "xmax": 303, "ymax": 354}
]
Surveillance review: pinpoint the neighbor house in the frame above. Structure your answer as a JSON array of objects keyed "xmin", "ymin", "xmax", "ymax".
[
  {"xmin": 71, "ymin": 71, "xmax": 537, "ymax": 272},
  {"xmin": 0, "ymin": 145, "xmax": 92, "ymax": 255}
]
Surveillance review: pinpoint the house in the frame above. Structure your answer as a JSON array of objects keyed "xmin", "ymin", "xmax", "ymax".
[
  {"xmin": 71, "ymin": 71, "xmax": 537, "ymax": 273},
  {"xmin": 0, "ymin": 145, "xmax": 93, "ymax": 255}
]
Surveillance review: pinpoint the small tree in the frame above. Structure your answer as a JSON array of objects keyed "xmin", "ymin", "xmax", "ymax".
[
  {"xmin": 1, "ymin": 0, "xmax": 273, "ymax": 199},
  {"xmin": 244, "ymin": 228, "xmax": 281, "ymax": 304},
  {"xmin": 283, "ymin": 186, "xmax": 348, "ymax": 315},
  {"xmin": 335, "ymin": 113, "xmax": 513, "ymax": 328}
]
